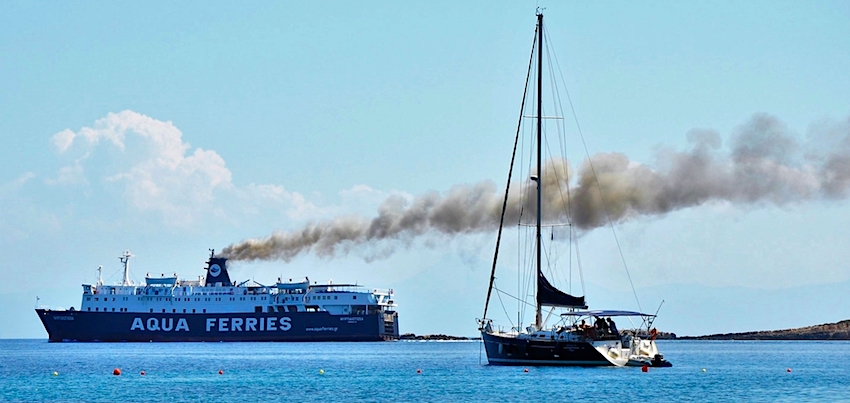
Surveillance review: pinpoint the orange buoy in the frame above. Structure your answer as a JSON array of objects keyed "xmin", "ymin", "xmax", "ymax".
[
  {"xmin": 786, "ymin": 368, "xmax": 792, "ymax": 373},
  {"xmin": 113, "ymin": 368, "xmax": 121, "ymax": 376},
  {"xmin": 140, "ymin": 370, "xmax": 146, "ymax": 376},
  {"xmin": 218, "ymin": 370, "xmax": 224, "ymax": 375},
  {"xmin": 523, "ymin": 368, "xmax": 529, "ymax": 373},
  {"xmin": 416, "ymin": 369, "xmax": 422, "ymax": 374},
  {"xmin": 641, "ymin": 365, "xmax": 649, "ymax": 373}
]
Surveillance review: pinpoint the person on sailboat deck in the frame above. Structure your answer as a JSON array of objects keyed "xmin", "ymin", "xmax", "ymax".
[
  {"xmin": 607, "ymin": 318, "xmax": 619, "ymax": 337},
  {"xmin": 594, "ymin": 316, "xmax": 609, "ymax": 335},
  {"xmin": 579, "ymin": 320, "xmax": 595, "ymax": 339}
]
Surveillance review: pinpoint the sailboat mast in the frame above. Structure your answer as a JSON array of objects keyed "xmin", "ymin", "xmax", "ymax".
[{"xmin": 534, "ymin": 12, "xmax": 543, "ymax": 330}]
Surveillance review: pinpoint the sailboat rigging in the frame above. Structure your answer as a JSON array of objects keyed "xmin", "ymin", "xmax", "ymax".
[{"xmin": 477, "ymin": 12, "xmax": 671, "ymax": 367}]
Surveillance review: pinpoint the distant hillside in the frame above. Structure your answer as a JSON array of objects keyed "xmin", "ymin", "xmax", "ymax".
[{"xmin": 681, "ymin": 319, "xmax": 850, "ymax": 340}]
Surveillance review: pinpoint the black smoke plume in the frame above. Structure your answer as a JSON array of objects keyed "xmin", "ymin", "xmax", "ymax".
[{"xmin": 220, "ymin": 114, "xmax": 850, "ymax": 262}]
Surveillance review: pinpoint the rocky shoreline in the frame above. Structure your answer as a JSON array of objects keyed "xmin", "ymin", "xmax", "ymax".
[
  {"xmin": 399, "ymin": 319, "xmax": 850, "ymax": 341},
  {"xmin": 398, "ymin": 333, "xmax": 480, "ymax": 341},
  {"xmin": 397, "ymin": 330, "xmax": 679, "ymax": 341},
  {"xmin": 680, "ymin": 319, "xmax": 850, "ymax": 340}
]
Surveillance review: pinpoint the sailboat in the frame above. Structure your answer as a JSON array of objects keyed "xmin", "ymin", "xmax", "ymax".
[{"xmin": 477, "ymin": 12, "xmax": 672, "ymax": 367}]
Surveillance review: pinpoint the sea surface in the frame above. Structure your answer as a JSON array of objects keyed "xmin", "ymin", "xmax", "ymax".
[{"xmin": 1, "ymin": 339, "xmax": 849, "ymax": 402}]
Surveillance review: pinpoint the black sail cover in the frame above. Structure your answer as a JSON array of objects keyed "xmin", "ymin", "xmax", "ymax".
[{"xmin": 537, "ymin": 271, "xmax": 587, "ymax": 308}]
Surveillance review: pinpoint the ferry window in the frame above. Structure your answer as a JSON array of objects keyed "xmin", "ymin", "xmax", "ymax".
[
  {"xmin": 95, "ymin": 298, "xmax": 99, "ymax": 301},
  {"xmin": 112, "ymin": 308, "xmax": 115, "ymax": 312},
  {"xmin": 172, "ymin": 309, "xmax": 176, "ymax": 313},
  {"xmin": 353, "ymin": 296, "xmax": 357, "ymax": 300},
  {"xmin": 192, "ymin": 309, "xmax": 196, "ymax": 313},
  {"xmin": 254, "ymin": 306, "xmax": 262, "ymax": 313},
  {"xmin": 95, "ymin": 308, "xmax": 99, "ymax": 311},
  {"xmin": 150, "ymin": 309, "xmax": 153, "ymax": 313},
  {"xmin": 162, "ymin": 309, "xmax": 166, "ymax": 313},
  {"xmin": 88, "ymin": 308, "xmax": 91, "ymax": 311},
  {"xmin": 203, "ymin": 309, "xmax": 206, "ymax": 313},
  {"xmin": 86, "ymin": 297, "xmax": 91, "ymax": 301},
  {"xmin": 183, "ymin": 309, "xmax": 186, "ymax": 313},
  {"xmin": 112, "ymin": 298, "xmax": 115, "ymax": 301},
  {"xmin": 335, "ymin": 296, "xmax": 338, "ymax": 300}
]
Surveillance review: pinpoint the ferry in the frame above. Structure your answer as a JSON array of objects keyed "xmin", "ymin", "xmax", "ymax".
[{"xmin": 36, "ymin": 250, "xmax": 399, "ymax": 342}]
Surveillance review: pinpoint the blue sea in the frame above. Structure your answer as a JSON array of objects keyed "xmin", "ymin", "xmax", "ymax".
[{"xmin": 1, "ymin": 339, "xmax": 849, "ymax": 402}]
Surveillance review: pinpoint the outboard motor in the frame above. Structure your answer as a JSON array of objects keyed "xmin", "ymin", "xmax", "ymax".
[{"xmin": 652, "ymin": 353, "xmax": 672, "ymax": 367}]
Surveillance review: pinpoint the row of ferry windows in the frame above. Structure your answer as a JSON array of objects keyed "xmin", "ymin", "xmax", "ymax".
[
  {"xmin": 85, "ymin": 307, "xmax": 307, "ymax": 313},
  {"xmin": 84, "ymin": 295, "xmax": 337, "ymax": 303},
  {"xmin": 87, "ymin": 307, "xmax": 208, "ymax": 313},
  {"xmin": 87, "ymin": 296, "xmax": 270, "ymax": 302},
  {"xmin": 307, "ymin": 295, "xmax": 349, "ymax": 301}
]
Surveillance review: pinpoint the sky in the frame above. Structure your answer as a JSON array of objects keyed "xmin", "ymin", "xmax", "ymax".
[{"xmin": 2, "ymin": 1, "xmax": 850, "ymax": 338}]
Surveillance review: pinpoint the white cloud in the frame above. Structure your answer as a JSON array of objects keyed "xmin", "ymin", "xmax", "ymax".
[
  {"xmin": 51, "ymin": 129, "xmax": 76, "ymax": 153},
  {"xmin": 52, "ymin": 111, "xmax": 231, "ymax": 224},
  {"xmin": 239, "ymin": 183, "xmax": 325, "ymax": 221},
  {"xmin": 48, "ymin": 110, "xmax": 333, "ymax": 227},
  {"xmin": 51, "ymin": 162, "xmax": 87, "ymax": 186},
  {"xmin": 0, "ymin": 172, "xmax": 36, "ymax": 195}
]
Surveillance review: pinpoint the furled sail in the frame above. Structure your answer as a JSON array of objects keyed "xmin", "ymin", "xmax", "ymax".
[{"xmin": 537, "ymin": 271, "xmax": 586, "ymax": 308}]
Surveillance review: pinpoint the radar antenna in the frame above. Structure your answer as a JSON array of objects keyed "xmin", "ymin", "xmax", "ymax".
[{"xmin": 119, "ymin": 250, "xmax": 134, "ymax": 286}]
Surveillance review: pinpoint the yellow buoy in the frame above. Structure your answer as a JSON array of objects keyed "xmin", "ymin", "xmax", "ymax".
[
  {"xmin": 319, "ymin": 369, "xmax": 325, "ymax": 375},
  {"xmin": 52, "ymin": 371, "xmax": 58, "ymax": 376},
  {"xmin": 702, "ymin": 368, "xmax": 706, "ymax": 372}
]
